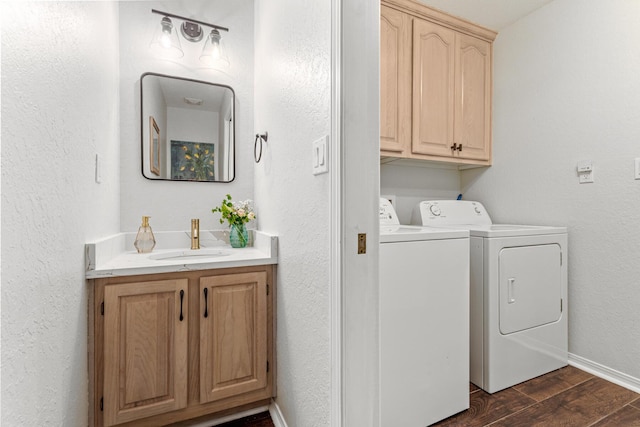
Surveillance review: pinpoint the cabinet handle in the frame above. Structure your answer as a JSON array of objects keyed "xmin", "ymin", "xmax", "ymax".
[
  {"xmin": 203, "ymin": 288, "xmax": 208, "ymax": 318},
  {"xmin": 179, "ymin": 290, "xmax": 184, "ymax": 321},
  {"xmin": 450, "ymin": 143, "xmax": 457, "ymax": 151},
  {"xmin": 457, "ymin": 143, "xmax": 463, "ymax": 151}
]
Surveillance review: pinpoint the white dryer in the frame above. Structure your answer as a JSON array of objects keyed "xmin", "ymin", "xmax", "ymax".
[
  {"xmin": 412, "ymin": 200, "xmax": 568, "ymax": 394},
  {"xmin": 379, "ymin": 199, "xmax": 470, "ymax": 426}
]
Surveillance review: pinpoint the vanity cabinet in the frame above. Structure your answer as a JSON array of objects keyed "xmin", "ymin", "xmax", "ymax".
[
  {"xmin": 102, "ymin": 279, "xmax": 189, "ymax": 426},
  {"xmin": 380, "ymin": 0, "xmax": 496, "ymax": 166},
  {"xmin": 90, "ymin": 266, "xmax": 275, "ymax": 427}
]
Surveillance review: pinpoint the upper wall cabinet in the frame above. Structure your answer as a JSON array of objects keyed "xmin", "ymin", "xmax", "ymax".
[{"xmin": 380, "ymin": 0, "xmax": 497, "ymax": 167}]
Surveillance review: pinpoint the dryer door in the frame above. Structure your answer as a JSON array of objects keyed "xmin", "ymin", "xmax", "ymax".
[{"xmin": 498, "ymin": 244, "xmax": 562, "ymax": 334}]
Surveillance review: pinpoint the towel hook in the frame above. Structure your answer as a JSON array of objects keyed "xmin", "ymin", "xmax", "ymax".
[{"xmin": 254, "ymin": 132, "xmax": 268, "ymax": 163}]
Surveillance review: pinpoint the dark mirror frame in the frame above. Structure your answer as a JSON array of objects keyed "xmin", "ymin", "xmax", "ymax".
[{"xmin": 140, "ymin": 72, "xmax": 236, "ymax": 183}]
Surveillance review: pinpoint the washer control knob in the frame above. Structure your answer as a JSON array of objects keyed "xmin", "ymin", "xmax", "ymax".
[
  {"xmin": 474, "ymin": 206, "xmax": 482, "ymax": 214},
  {"xmin": 430, "ymin": 205, "xmax": 441, "ymax": 216}
]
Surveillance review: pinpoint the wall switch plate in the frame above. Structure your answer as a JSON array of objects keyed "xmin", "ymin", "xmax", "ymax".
[{"xmin": 312, "ymin": 136, "xmax": 329, "ymax": 175}]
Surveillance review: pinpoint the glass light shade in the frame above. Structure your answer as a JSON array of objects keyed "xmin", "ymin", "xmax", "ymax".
[
  {"xmin": 200, "ymin": 29, "xmax": 230, "ymax": 68},
  {"xmin": 150, "ymin": 17, "xmax": 184, "ymax": 59}
]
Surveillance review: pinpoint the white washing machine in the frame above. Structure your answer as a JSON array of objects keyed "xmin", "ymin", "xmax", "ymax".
[
  {"xmin": 412, "ymin": 200, "xmax": 568, "ymax": 394},
  {"xmin": 379, "ymin": 199, "xmax": 470, "ymax": 426}
]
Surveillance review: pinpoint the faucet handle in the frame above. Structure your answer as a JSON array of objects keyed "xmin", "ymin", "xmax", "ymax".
[{"xmin": 191, "ymin": 219, "xmax": 200, "ymax": 250}]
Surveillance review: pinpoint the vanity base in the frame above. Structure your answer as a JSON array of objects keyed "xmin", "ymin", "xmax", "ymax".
[{"xmin": 89, "ymin": 265, "xmax": 276, "ymax": 427}]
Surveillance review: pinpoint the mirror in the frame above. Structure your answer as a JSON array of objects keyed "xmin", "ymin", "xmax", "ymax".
[{"xmin": 141, "ymin": 73, "xmax": 235, "ymax": 182}]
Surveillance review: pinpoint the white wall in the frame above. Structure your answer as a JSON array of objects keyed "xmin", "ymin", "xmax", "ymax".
[
  {"xmin": 461, "ymin": 0, "xmax": 640, "ymax": 380},
  {"xmin": 1, "ymin": 2, "xmax": 120, "ymax": 425},
  {"xmin": 119, "ymin": 0, "xmax": 254, "ymax": 232},
  {"xmin": 380, "ymin": 163, "xmax": 461, "ymax": 223},
  {"xmin": 253, "ymin": 0, "xmax": 332, "ymax": 424}
]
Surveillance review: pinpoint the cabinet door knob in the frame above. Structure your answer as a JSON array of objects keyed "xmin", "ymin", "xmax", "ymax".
[{"xmin": 203, "ymin": 288, "xmax": 208, "ymax": 318}]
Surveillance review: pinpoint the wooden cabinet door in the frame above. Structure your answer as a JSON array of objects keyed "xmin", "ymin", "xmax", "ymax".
[
  {"xmin": 103, "ymin": 279, "xmax": 188, "ymax": 426},
  {"xmin": 380, "ymin": 5, "xmax": 412, "ymax": 156},
  {"xmin": 200, "ymin": 272, "xmax": 268, "ymax": 403},
  {"xmin": 412, "ymin": 18, "xmax": 456, "ymax": 157},
  {"xmin": 454, "ymin": 33, "xmax": 491, "ymax": 160}
]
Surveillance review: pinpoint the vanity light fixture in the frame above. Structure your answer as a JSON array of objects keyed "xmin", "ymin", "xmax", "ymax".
[{"xmin": 150, "ymin": 9, "xmax": 230, "ymax": 67}]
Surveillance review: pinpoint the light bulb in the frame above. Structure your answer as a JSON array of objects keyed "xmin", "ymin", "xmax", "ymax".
[
  {"xmin": 211, "ymin": 41, "xmax": 221, "ymax": 59},
  {"xmin": 150, "ymin": 16, "xmax": 183, "ymax": 58},
  {"xmin": 200, "ymin": 29, "xmax": 229, "ymax": 67},
  {"xmin": 160, "ymin": 17, "xmax": 173, "ymax": 49}
]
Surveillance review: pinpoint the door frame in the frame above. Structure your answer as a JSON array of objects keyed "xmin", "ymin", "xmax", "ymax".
[{"xmin": 331, "ymin": 0, "xmax": 381, "ymax": 425}]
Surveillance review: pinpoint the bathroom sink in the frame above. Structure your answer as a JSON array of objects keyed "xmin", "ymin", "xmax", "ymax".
[{"xmin": 149, "ymin": 248, "xmax": 230, "ymax": 261}]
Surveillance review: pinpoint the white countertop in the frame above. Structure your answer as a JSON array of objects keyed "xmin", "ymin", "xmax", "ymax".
[{"xmin": 85, "ymin": 230, "xmax": 278, "ymax": 279}]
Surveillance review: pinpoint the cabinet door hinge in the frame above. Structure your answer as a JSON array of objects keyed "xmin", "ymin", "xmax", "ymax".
[
  {"xmin": 100, "ymin": 397, "xmax": 103, "ymax": 411},
  {"xmin": 267, "ymin": 284, "xmax": 269, "ymax": 295},
  {"xmin": 267, "ymin": 361, "xmax": 270, "ymax": 372},
  {"xmin": 100, "ymin": 301, "xmax": 104, "ymax": 316}
]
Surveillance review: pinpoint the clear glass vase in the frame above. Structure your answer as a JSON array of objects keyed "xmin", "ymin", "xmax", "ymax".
[{"xmin": 229, "ymin": 223, "xmax": 248, "ymax": 248}]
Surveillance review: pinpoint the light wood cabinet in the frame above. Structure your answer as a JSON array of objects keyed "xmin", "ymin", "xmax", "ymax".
[
  {"xmin": 199, "ymin": 272, "xmax": 267, "ymax": 403},
  {"xmin": 90, "ymin": 266, "xmax": 275, "ymax": 427},
  {"xmin": 381, "ymin": 0, "xmax": 496, "ymax": 166},
  {"xmin": 103, "ymin": 279, "xmax": 188, "ymax": 426},
  {"xmin": 380, "ymin": 5, "xmax": 412, "ymax": 156}
]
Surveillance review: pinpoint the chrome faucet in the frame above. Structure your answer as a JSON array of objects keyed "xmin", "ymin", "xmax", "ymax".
[{"xmin": 191, "ymin": 219, "xmax": 200, "ymax": 250}]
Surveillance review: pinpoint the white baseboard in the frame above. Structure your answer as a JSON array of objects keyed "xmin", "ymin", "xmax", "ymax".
[
  {"xmin": 569, "ymin": 353, "xmax": 640, "ymax": 393},
  {"xmin": 269, "ymin": 400, "xmax": 288, "ymax": 427}
]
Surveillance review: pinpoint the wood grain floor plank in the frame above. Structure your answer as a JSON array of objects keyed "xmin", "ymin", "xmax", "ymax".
[
  {"xmin": 513, "ymin": 365, "xmax": 594, "ymax": 402},
  {"xmin": 488, "ymin": 377, "xmax": 639, "ymax": 427},
  {"xmin": 631, "ymin": 397, "xmax": 640, "ymax": 410},
  {"xmin": 214, "ymin": 411, "xmax": 274, "ymax": 427},
  {"xmin": 432, "ymin": 388, "xmax": 535, "ymax": 427},
  {"xmin": 590, "ymin": 405, "xmax": 640, "ymax": 427},
  {"xmin": 470, "ymin": 383, "xmax": 480, "ymax": 393}
]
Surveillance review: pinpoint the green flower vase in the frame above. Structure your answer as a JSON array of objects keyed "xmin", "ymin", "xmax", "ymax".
[{"xmin": 229, "ymin": 223, "xmax": 249, "ymax": 248}]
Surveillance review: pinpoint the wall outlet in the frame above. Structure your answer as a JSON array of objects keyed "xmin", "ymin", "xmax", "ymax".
[{"xmin": 579, "ymin": 170, "xmax": 594, "ymax": 184}]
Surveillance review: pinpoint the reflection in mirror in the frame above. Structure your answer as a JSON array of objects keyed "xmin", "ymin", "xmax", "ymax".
[{"xmin": 141, "ymin": 73, "xmax": 235, "ymax": 182}]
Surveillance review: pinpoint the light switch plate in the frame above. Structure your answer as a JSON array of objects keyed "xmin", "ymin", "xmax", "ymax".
[{"xmin": 312, "ymin": 136, "xmax": 329, "ymax": 175}]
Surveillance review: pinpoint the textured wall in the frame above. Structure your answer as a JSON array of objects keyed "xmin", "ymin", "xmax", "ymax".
[
  {"xmin": 253, "ymin": 0, "xmax": 332, "ymax": 424},
  {"xmin": 380, "ymin": 164, "xmax": 461, "ymax": 224},
  {"xmin": 1, "ymin": 2, "xmax": 120, "ymax": 424},
  {"xmin": 461, "ymin": 0, "xmax": 640, "ymax": 380},
  {"xmin": 119, "ymin": 0, "xmax": 254, "ymax": 232}
]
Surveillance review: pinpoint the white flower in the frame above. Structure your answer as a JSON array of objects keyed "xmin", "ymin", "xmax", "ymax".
[
  {"xmin": 237, "ymin": 209, "xmax": 246, "ymax": 217},
  {"xmin": 247, "ymin": 212, "xmax": 255, "ymax": 220}
]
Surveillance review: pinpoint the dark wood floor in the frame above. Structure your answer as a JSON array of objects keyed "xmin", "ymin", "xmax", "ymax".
[
  {"xmin": 215, "ymin": 411, "xmax": 275, "ymax": 427},
  {"xmin": 433, "ymin": 366, "xmax": 640, "ymax": 426},
  {"xmin": 215, "ymin": 366, "xmax": 640, "ymax": 427}
]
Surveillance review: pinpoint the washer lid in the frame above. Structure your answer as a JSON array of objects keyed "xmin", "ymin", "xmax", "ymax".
[
  {"xmin": 468, "ymin": 224, "xmax": 567, "ymax": 238},
  {"xmin": 380, "ymin": 225, "xmax": 468, "ymax": 243}
]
